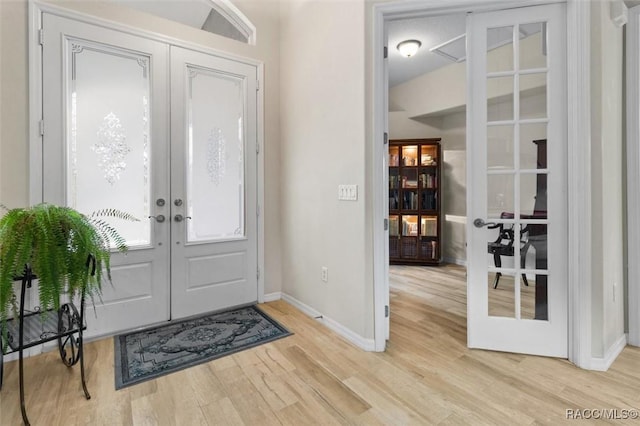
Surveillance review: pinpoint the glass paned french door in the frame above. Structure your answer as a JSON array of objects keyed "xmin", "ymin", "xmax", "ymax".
[{"xmin": 467, "ymin": 3, "xmax": 568, "ymax": 357}]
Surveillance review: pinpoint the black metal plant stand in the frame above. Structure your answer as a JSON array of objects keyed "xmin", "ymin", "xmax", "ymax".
[{"xmin": 0, "ymin": 266, "xmax": 91, "ymax": 425}]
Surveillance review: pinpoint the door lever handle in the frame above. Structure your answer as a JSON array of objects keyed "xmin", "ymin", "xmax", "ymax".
[
  {"xmin": 174, "ymin": 214, "xmax": 192, "ymax": 222},
  {"xmin": 148, "ymin": 215, "xmax": 166, "ymax": 223},
  {"xmin": 473, "ymin": 218, "xmax": 497, "ymax": 228}
]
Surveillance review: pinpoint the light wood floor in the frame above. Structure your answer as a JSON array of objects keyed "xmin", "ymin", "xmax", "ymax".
[{"xmin": 1, "ymin": 264, "xmax": 639, "ymax": 425}]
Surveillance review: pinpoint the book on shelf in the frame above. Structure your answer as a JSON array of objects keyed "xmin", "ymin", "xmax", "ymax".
[
  {"xmin": 402, "ymin": 218, "xmax": 418, "ymax": 236},
  {"xmin": 389, "ymin": 216, "xmax": 399, "ymax": 236},
  {"xmin": 422, "ymin": 191, "xmax": 437, "ymax": 210},
  {"xmin": 421, "ymin": 240, "xmax": 438, "ymax": 259},
  {"xmin": 421, "ymin": 217, "xmax": 437, "ymax": 236},
  {"xmin": 389, "ymin": 192, "xmax": 399, "ymax": 210},
  {"xmin": 403, "ymin": 192, "xmax": 418, "ymax": 210},
  {"xmin": 419, "ymin": 173, "xmax": 436, "ymax": 189}
]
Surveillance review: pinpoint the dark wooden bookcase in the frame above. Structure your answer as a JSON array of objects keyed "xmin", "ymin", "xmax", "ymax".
[{"xmin": 389, "ymin": 138, "xmax": 442, "ymax": 265}]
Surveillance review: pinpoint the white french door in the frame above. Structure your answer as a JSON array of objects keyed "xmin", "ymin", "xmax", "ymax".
[
  {"xmin": 467, "ymin": 4, "xmax": 568, "ymax": 357},
  {"xmin": 170, "ymin": 47, "xmax": 258, "ymax": 319},
  {"xmin": 41, "ymin": 14, "xmax": 258, "ymax": 337}
]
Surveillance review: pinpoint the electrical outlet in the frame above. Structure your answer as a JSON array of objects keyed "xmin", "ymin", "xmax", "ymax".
[{"xmin": 321, "ymin": 267, "xmax": 328, "ymax": 282}]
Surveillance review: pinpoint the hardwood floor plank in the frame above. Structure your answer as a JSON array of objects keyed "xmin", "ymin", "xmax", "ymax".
[
  {"xmin": 201, "ymin": 396, "xmax": 245, "ymax": 426},
  {"xmin": 1, "ymin": 264, "xmax": 639, "ymax": 425},
  {"xmin": 284, "ymin": 345, "xmax": 371, "ymax": 418}
]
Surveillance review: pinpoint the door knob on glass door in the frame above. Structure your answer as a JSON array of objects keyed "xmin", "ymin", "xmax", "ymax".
[
  {"xmin": 473, "ymin": 218, "xmax": 497, "ymax": 228},
  {"xmin": 174, "ymin": 214, "xmax": 192, "ymax": 222},
  {"xmin": 148, "ymin": 215, "xmax": 166, "ymax": 223}
]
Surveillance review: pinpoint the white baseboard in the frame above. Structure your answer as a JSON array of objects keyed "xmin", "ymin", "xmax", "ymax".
[
  {"xmin": 280, "ymin": 293, "xmax": 376, "ymax": 351},
  {"xmin": 588, "ymin": 334, "xmax": 627, "ymax": 371},
  {"xmin": 443, "ymin": 257, "xmax": 467, "ymax": 267},
  {"xmin": 263, "ymin": 292, "xmax": 282, "ymax": 302}
]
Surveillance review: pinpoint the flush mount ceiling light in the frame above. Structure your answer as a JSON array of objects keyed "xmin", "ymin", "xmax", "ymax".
[{"xmin": 397, "ymin": 39, "xmax": 422, "ymax": 57}]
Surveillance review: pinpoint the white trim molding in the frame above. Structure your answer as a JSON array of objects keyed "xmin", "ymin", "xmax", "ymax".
[
  {"xmin": 205, "ymin": 0, "xmax": 256, "ymax": 45},
  {"xmin": 610, "ymin": 0, "xmax": 628, "ymax": 28},
  {"xmin": 566, "ymin": 0, "xmax": 592, "ymax": 368},
  {"xmin": 28, "ymin": 0, "xmax": 44, "ymax": 205},
  {"xmin": 262, "ymin": 292, "xmax": 282, "ymax": 303},
  {"xmin": 588, "ymin": 335, "xmax": 628, "ymax": 371},
  {"xmin": 372, "ymin": 4, "xmax": 387, "ymax": 352},
  {"xmin": 626, "ymin": 5, "xmax": 640, "ymax": 347},
  {"xmin": 281, "ymin": 293, "xmax": 376, "ymax": 351}
]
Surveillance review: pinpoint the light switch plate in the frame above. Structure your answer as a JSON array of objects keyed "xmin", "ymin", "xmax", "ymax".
[{"xmin": 338, "ymin": 184, "xmax": 358, "ymax": 201}]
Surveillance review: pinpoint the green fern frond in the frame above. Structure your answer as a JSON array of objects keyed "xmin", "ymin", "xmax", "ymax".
[{"xmin": 0, "ymin": 203, "xmax": 135, "ymax": 338}]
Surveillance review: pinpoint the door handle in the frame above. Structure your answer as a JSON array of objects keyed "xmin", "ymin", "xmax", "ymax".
[
  {"xmin": 473, "ymin": 218, "xmax": 497, "ymax": 228},
  {"xmin": 174, "ymin": 214, "xmax": 192, "ymax": 222},
  {"xmin": 149, "ymin": 214, "xmax": 166, "ymax": 223}
]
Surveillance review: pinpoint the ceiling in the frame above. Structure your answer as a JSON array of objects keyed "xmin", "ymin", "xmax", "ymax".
[
  {"xmin": 389, "ymin": 1, "xmax": 640, "ymax": 88},
  {"xmin": 388, "ymin": 13, "xmax": 467, "ymax": 88}
]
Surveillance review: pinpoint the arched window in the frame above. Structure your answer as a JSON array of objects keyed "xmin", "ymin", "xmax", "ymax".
[{"xmin": 203, "ymin": 0, "xmax": 256, "ymax": 44}]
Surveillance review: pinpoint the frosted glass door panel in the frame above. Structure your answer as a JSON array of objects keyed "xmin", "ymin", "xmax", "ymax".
[
  {"xmin": 186, "ymin": 67, "xmax": 245, "ymax": 242},
  {"xmin": 67, "ymin": 40, "xmax": 151, "ymax": 247}
]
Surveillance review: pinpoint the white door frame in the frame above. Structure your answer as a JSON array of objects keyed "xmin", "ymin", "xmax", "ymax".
[
  {"xmin": 626, "ymin": 5, "xmax": 640, "ymax": 347},
  {"xmin": 27, "ymin": 0, "xmax": 266, "ymax": 308},
  {"xmin": 372, "ymin": 0, "xmax": 592, "ymax": 368}
]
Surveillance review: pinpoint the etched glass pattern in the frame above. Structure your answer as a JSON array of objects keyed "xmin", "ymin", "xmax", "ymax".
[
  {"xmin": 186, "ymin": 66, "xmax": 245, "ymax": 242},
  {"xmin": 67, "ymin": 40, "xmax": 151, "ymax": 247},
  {"xmin": 207, "ymin": 127, "xmax": 226, "ymax": 185},
  {"xmin": 93, "ymin": 112, "xmax": 131, "ymax": 185}
]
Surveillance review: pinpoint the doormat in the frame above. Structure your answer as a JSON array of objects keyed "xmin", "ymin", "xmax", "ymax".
[{"xmin": 114, "ymin": 305, "xmax": 291, "ymax": 389}]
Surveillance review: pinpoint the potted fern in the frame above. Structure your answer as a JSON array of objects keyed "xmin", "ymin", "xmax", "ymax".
[{"xmin": 0, "ymin": 203, "xmax": 136, "ymax": 324}]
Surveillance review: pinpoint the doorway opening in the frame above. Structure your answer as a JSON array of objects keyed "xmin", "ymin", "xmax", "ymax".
[
  {"xmin": 379, "ymin": 2, "xmax": 570, "ymax": 359},
  {"xmin": 386, "ymin": 12, "xmax": 469, "ymax": 348}
]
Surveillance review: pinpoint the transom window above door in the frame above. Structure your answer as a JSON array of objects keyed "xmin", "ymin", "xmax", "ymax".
[{"xmin": 114, "ymin": 0, "xmax": 256, "ymax": 44}]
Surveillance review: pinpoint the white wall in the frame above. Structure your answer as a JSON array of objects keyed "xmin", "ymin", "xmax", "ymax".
[
  {"xmin": 0, "ymin": 0, "xmax": 284, "ymax": 295},
  {"xmin": 0, "ymin": 0, "xmax": 29, "ymax": 209},
  {"xmin": 279, "ymin": 0, "xmax": 372, "ymax": 341},
  {"xmin": 589, "ymin": 0, "xmax": 626, "ymax": 359}
]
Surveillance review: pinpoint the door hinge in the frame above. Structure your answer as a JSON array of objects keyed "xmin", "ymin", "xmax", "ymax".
[
  {"xmin": 383, "ymin": 46, "xmax": 388, "ymax": 59},
  {"xmin": 385, "ymin": 305, "xmax": 389, "ymax": 318},
  {"xmin": 256, "ymin": 80, "xmax": 260, "ymax": 91},
  {"xmin": 384, "ymin": 132, "xmax": 388, "ymax": 145},
  {"xmin": 256, "ymin": 143, "xmax": 260, "ymax": 154},
  {"xmin": 257, "ymin": 267, "xmax": 261, "ymax": 280},
  {"xmin": 384, "ymin": 218, "xmax": 388, "ymax": 231},
  {"xmin": 257, "ymin": 204, "xmax": 261, "ymax": 217},
  {"xmin": 38, "ymin": 29, "xmax": 44, "ymax": 45},
  {"xmin": 39, "ymin": 120, "xmax": 44, "ymax": 136}
]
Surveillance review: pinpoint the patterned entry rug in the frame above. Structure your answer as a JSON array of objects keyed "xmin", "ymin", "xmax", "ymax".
[{"xmin": 114, "ymin": 305, "xmax": 291, "ymax": 389}]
